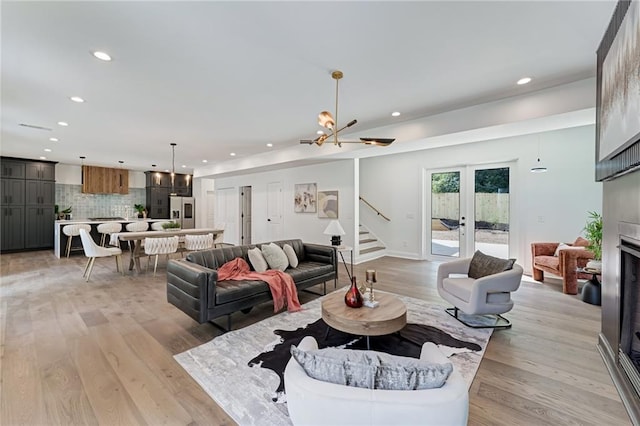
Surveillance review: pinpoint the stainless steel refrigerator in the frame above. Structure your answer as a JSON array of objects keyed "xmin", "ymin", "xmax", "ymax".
[{"xmin": 169, "ymin": 196, "xmax": 195, "ymax": 229}]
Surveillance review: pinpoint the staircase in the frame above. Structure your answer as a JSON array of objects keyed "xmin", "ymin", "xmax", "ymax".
[{"xmin": 358, "ymin": 224, "xmax": 386, "ymax": 262}]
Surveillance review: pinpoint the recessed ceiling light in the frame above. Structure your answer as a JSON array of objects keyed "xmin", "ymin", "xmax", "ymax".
[
  {"xmin": 44, "ymin": 148, "xmax": 52, "ymax": 152},
  {"xmin": 164, "ymin": 169, "xmax": 169, "ymax": 172},
  {"xmin": 517, "ymin": 77, "xmax": 532, "ymax": 85},
  {"xmin": 202, "ymin": 159, "xmax": 208, "ymax": 163},
  {"xmin": 70, "ymin": 96, "xmax": 85, "ymax": 103},
  {"xmin": 49, "ymin": 137, "xmax": 58, "ymax": 142},
  {"xmin": 316, "ymin": 130, "xmax": 325, "ymax": 135},
  {"xmin": 58, "ymin": 121, "xmax": 68, "ymax": 126},
  {"xmin": 92, "ymin": 51, "xmax": 112, "ymax": 61},
  {"xmin": 39, "ymin": 156, "xmax": 46, "ymax": 160},
  {"xmin": 181, "ymin": 165, "xmax": 186, "ymax": 168},
  {"xmin": 230, "ymin": 152, "xmax": 236, "ymax": 157},
  {"xmin": 391, "ymin": 111, "xmax": 401, "ymax": 117},
  {"xmin": 267, "ymin": 143, "xmax": 273, "ymax": 147}
]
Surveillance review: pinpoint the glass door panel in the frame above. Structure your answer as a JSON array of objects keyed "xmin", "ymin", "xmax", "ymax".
[
  {"xmin": 473, "ymin": 167, "xmax": 509, "ymax": 258},
  {"xmin": 430, "ymin": 171, "xmax": 461, "ymax": 257}
]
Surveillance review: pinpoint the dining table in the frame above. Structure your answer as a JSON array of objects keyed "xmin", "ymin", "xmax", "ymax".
[{"xmin": 109, "ymin": 228, "xmax": 223, "ymax": 273}]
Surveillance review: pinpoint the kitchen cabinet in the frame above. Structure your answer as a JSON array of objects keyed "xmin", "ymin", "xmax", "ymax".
[
  {"xmin": 1, "ymin": 206, "xmax": 24, "ymax": 251},
  {"xmin": 82, "ymin": 165, "xmax": 129, "ymax": 194},
  {"xmin": 26, "ymin": 180, "xmax": 54, "ymax": 205},
  {"xmin": 1, "ymin": 157, "xmax": 55, "ymax": 252},
  {"xmin": 1, "ymin": 160, "xmax": 26, "ymax": 179},
  {"xmin": 146, "ymin": 187, "xmax": 171, "ymax": 219},
  {"xmin": 26, "ymin": 162, "xmax": 55, "ymax": 181},
  {"xmin": 1, "ymin": 179, "xmax": 25, "ymax": 205},
  {"xmin": 25, "ymin": 206, "xmax": 54, "ymax": 248}
]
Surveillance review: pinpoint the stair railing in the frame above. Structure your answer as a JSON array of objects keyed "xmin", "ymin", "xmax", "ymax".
[{"xmin": 359, "ymin": 196, "xmax": 391, "ymax": 222}]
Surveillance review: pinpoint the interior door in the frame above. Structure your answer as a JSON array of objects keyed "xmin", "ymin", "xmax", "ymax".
[
  {"xmin": 215, "ymin": 187, "xmax": 237, "ymax": 245},
  {"xmin": 266, "ymin": 181, "xmax": 283, "ymax": 241},
  {"xmin": 240, "ymin": 186, "xmax": 252, "ymax": 245},
  {"xmin": 426, "ymin": 164, "xmax": 511, "ymax": 260}
]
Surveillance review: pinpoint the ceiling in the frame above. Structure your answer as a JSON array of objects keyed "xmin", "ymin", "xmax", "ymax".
[{"xmin": 1, "ymin": 1, "xmax": 616, "ymax": 175}]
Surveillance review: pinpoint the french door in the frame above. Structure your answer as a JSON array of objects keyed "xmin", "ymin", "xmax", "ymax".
[{"xmin": 426, "ymin": 163, "xmax": 512, "ymax": 260}]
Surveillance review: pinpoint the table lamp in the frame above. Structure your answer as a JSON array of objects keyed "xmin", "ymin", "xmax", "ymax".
[{"xmin": 323, "ymin": 220, "xmax": 345, "ymax": 246}]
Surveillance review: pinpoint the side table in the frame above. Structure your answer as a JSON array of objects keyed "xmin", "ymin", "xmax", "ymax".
[
  {"xmin": 577, "ymin": 268, "xmax": 601, "ymax": 306},
  {"xmin": 335, "ymin": 245, "xmax": 354, "ymax": 285}
]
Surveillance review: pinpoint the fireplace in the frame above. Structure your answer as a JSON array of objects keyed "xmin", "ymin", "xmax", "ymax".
[{"xmin": 618, "ymin": 236, "xmax": 640, "ymax": 398}]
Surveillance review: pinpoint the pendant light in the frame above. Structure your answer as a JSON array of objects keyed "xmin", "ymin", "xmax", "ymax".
[
  {"xmin": 170, "ymin": 143, "xmax": 177, "ymax": 195},
  {"xmin": 530, "ymin": 138, "xmax": 548, "ymax": 173}
]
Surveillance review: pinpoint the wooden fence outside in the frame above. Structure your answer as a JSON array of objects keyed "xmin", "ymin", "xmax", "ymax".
[{"xmin": 431, "ymin": 193, "xmax": 509, "ymax": 224}]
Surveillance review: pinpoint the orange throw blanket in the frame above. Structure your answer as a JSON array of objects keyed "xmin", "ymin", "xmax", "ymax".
[{"xmin": 217, "ymin": 258, "xmax": 301, "ymax": 313}]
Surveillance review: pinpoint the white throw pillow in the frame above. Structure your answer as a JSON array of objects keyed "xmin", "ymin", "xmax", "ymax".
[
  {"xmin": 554, "ymin": 243, "xmax": 585, "ymax": 256},
  {"xmin": 248, "ymin": 247, "xmax": 268, "ymax": 272},
  {"xmin": 283, "ymin": 244, "xmax": 299, "ymax": 268},
  {"xmin": 290, "ymin": 345, "xmax": 453, "ymax": 390},
  {"xmin": 261, "ymin": 243, "xmax": 289, "ymax": 272}
]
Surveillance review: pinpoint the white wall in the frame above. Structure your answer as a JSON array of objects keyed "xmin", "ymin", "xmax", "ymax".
[
  {"xmin": 55, "ymin": 163, "xmax": 145, "ymax": 188},
  {"xmin": 212, "ymin": 160, "xmax": 355, "ymax": 247},
  {"xmin": 359, "ymin": 125, "xmax": 602, "ymax": 272}
]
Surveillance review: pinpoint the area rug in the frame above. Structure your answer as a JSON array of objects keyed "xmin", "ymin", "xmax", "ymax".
[{"xmin": 175, "ymin": 292, "xmax": 493, "ymax": 426}]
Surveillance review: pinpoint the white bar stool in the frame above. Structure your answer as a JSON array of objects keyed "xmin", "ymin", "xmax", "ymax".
[
  {"xmin": 97, "ymin": 222, "xmax": 122, "ymax": 246},
  {"xmin": 62, "ymin": 224, "xmax": 91, "ymax": 258}
]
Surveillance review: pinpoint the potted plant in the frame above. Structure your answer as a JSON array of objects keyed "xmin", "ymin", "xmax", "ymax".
[
  {"xmin": 161, "ymin": 221, "xmax": 181, "ymax": 230},
  {"xmin": 134, "ymin": 204, "xmax": 147, "ymax": 219},
  {"xmin": 583, "ymin": 211, "xmax": 602, "ymax": 270}
]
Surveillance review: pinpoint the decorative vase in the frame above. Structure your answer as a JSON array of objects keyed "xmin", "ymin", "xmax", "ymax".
[{"xmin": 344, "ymin": 277, "xmax": 363, "ymax": 308}]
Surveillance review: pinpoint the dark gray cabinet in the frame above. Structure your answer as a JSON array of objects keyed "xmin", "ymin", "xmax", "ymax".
[
  {"xmin": 1, "ymin": 157, "xmax": 55, "ymax": 252},
  {"xmin": 145, "ymin": 171, "xmax": 191, "ymax": 218},
  {"xmin": 26, "ymin": 162, "xmax": 55, "ymax": 181},
  {"xmin": 146, "ymin": 187, "xmax": 171, "ymax": 219},
  {"xmin": 1, "ymin": 179, "xmax": 25, "ymax": 205},
  {"xmin": 1, "ymin": 160, "xmax": 26, "ymax": 179},
  {"xmin": 1, "ymin": 206, "xmax": 24, "ymax": 250},
  {"xmin": 25, "ymin": 206, "xmax": 54, "ymax": 248},
  {"xmin": 26, "ymin": 180, "xmax": 55, "ymax": 205}
]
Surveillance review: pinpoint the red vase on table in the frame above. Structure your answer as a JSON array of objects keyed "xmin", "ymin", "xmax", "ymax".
[{"xmin": 345, "ymin": 277, "xmax": 363, "ymax": 308}]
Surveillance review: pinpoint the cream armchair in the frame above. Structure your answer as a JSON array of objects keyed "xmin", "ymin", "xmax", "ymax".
[
  {"xmin": 437, "ymin": 257, "xmax": 523, "ymax": 329},
  {"xmin": 284, "ymin": 336, "xmax": 468, "ymax": 426}
]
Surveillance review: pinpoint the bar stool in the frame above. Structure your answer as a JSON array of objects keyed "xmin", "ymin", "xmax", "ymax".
[
  {"xmin": 125, "ymin": 221, "xmax": 149, "ymax": 232},
  {"xmin": 125, "ymin": 221, "xmax": 149, "ymax": 252},
  {"xmin": 97, "ymin": 222, "xmax": 122, "ymax": 246},
  {"xmin": 62, "ymin": 224, "xmax": 92, "ymax": 258}
]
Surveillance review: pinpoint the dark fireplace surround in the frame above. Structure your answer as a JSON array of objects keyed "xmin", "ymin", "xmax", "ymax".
[{"xmin": 599, "ymin": 222, "xmax": 640, "ymax": 425}]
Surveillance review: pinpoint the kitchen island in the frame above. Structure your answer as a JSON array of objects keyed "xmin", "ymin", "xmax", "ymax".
[{"xmin": 53, "ymin": 218, "xmax": 169, "ymax": 258}]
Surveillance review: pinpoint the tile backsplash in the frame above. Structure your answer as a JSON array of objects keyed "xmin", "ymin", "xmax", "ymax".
[{"xmin": 55, "ymin": 184, "xmax": 146, "ymax": 219}]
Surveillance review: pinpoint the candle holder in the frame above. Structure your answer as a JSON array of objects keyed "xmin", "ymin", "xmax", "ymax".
[{"xmin": 365, "ymin": 269, "xmax": 377, "ymax": 302}]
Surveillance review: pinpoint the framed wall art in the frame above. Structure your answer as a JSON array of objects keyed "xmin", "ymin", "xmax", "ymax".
[
  {"xmin": 294, "ymin": 183, "xmax": 317, "ymax": 213},
  {"xmin": 318, "ymin": 190, "xmax": 338, "ymax": 218},
  {"xmin": 596, "ymin": 0, "xmax": 640, "ymax": 180}
]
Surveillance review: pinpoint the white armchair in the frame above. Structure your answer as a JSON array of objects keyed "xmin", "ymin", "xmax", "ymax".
[
  {"xmin": 284, "ymin": 336, "xmax": 468, "ymax": 426},
  {"xmin": 437, "ymin": 257, "xmax": 523, "ymax": 329}
]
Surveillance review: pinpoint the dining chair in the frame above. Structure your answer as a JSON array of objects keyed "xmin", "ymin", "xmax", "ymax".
[
  {"xmin": 184, "ymin": 233, "xmax": 214, "ymax": 252},
  {"xmin": 144, "ymin": 236, "xmax": 179, "ymax": 276},
  {"xmin": 79, "ymin": 228, "xmax": 123, "ymax": 282},
  {"xmin": 213, "ymin": 223, "xmax": 226, "ymax": 248}
]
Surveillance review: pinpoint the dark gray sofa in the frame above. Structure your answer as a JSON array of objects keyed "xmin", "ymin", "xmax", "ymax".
[{"xmin": 166, "ymin": 239, "xmax": 337, "ymax": 331}]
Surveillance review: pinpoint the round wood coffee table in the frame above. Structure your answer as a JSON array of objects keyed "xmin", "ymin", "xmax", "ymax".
[{"xmin": 321, "ymin": 290, "xmax": 407, "ymax": 349}]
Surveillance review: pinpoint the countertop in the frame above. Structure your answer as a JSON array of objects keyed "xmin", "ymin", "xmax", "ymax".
[{"xmin": 54, "ymin": 218, "xmax": 168, "ymax": 225}]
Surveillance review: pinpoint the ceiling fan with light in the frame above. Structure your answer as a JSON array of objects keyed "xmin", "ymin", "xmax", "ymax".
[{"xmin": 300, "ymin": 70, "xmax": 395, "ymax": 147}]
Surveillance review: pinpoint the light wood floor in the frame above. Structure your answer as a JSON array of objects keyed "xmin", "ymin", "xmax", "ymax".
[{"xmin": 0, "ymin": 250, "xmax": 631, "ymax": 425}]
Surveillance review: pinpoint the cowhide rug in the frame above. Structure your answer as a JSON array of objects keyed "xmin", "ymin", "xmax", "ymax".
[{"xmin": 175, "ymin": 292, "xmax": 492, "ymax": 426}]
